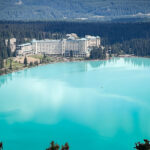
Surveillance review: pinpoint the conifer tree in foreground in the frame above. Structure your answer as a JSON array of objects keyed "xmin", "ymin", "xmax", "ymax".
[
  {"xmin": 0, "ymin": 142, "xmax": 3, "ymax": 150},
  {"xmin": 1, "ymin": 139, "xmax": 150, "ymax": 150},
  {"xmin": 46, "ymin": 141, "xmax": 69, "ymax": 150},
  {"xmin": 134, "ymin": 139, "xmax": 150, "ymax": 150}
]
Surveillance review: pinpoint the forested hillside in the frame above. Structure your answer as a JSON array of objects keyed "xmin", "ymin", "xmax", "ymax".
[
  {"xmin": 0, "ymin": 21, "xmax": 150, "ymax": 43},
  {"xmin": 0, "ymin": 0, "xmax": 150, "ymax": 21},
  {"xmin": 0, "ymin": 21, "xmax": 150, "ymax": 61}
]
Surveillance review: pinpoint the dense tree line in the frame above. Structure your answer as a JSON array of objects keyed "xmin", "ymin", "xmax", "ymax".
[
  {"xmin": 0, "ymin": 21, "xmax": 150, "ymax": 44},
  {"xmin": 111, "ymin": 39, "xmax": 150, "ymax": 56},
  {"xmin": 0, "ymin": 21, "xmax": 150, "ymax": 63},
  {"xmin": 90, "ymin": 47, "xmax": 106, "ymax": 59},
  {"xmin": 0, "ymin": 37, "xmax": 12, "ymax": 70}
]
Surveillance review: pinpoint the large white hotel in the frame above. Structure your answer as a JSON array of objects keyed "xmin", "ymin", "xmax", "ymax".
[{"xmin": 16, "ymin": 34, "xmax": 101, "ymax": 57}]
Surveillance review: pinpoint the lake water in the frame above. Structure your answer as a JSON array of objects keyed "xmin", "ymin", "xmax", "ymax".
[{"xmin": 0, "ymin": 57, "xmax": 150, "ymax": 150}]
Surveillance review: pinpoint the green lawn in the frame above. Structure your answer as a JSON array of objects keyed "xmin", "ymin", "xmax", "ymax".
[
  {"xmin": 4, "ymin": 58, "xmax": 24, "ymax": 70},
  {"xmin": 30, "ymin": 54, "xmax": 43, "ymax": 59}
]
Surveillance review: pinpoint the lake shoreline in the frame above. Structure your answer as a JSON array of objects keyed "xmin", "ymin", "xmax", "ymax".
[
  {"xmin": 0, "ymin": 56, "xmax": 109, "ymax": 76},
  {"xmin": 0, "ymin": 54, "xmax": 148, "ymax": 77}
]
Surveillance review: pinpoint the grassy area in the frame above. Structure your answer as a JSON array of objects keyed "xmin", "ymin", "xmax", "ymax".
[
  {"xmin": 4, "ymin": 58, "xmax": 24, "ymax": 70},
  {"xmin": 30, "ymin": 54, "xmax": 85, "ymax": 63},
  {"xmin": 30, "ymin": 54, "xmax": 43, "ymax": 60},
  {"xmin": 30, "ymin": 54, "xmax": 64, "ymax": 63},
  {"xmin": 43, "ymin": 56, "xmax": 56, "ymax": 62},
  {"xmin": 0, "ymin": 55, "xmax": 86, "ymax": 76},
  {"xmin": 0, "ymin": 58, "xmax": 25, "ymax": 75}
]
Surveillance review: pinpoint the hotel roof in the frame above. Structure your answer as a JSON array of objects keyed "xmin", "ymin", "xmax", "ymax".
[
  {"xmin": 18, "ymin": 43, "xmax": 31, "ymax": 47},
  {"xmin": 31, "ymin": 39, "xmax": 61, "ymax": 43}
]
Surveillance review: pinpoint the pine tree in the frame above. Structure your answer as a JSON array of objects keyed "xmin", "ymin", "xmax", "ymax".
[
  {"xmin": 9, "ymin": 59, "xmax": 12, "ymax": 70},
  {"xmin": 0, "ymin": 57, "xmax": 4, "ymax": 69},
  {"xmin": 29, "ymin": 62, "xmax": 33, "ymax": 66},
  {"xmin": 24, "ymin": 56, "xmax": 28, "ymax": 67},
  {"xmin": 7, "ymin": 38, "xmax": 11, "ymax": 57},
  {"xmin": 0, "ymin": 142, "xmax": 3, "ymax": 150}
]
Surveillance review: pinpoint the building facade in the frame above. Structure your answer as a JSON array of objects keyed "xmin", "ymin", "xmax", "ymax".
[
  {"xmin": 16, "ymin": 34, "xmax": 101, "ymax": 57},
  {"xmin": 17, "ymin": 43, "xmax": 33, "ymax": 56},
  {"xmin": 5, "ymin": 38, "xmax": 16, "ymax": 52}
]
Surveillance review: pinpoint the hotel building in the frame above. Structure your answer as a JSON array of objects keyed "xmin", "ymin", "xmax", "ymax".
[{"xmin": 16, "ymin": 34, "xmax": 101, "ymax": 57}]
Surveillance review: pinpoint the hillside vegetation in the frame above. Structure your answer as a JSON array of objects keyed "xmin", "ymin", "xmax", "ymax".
[
  {"xmin": 0, "ymin": 0, "xmax": 150, "ymax": 21},
  {"xmin": 0, "ymin": 21, "xmax": 150, "ymax": 74}
]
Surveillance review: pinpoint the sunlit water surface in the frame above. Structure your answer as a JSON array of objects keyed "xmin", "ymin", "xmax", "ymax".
[{"xmin": 0, "ymin": 57, "xmax": 150, "ymax": 150}]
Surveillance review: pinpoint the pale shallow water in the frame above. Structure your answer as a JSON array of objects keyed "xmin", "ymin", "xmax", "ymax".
[{"xmin": 0, "ymin": 57, "xmax": 150, "ymax": 150}]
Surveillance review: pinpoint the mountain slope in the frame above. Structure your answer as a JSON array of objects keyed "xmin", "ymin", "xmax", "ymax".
[{"xmin": 0, "ymin": 0, "xmax": 150, "ymax": 21}]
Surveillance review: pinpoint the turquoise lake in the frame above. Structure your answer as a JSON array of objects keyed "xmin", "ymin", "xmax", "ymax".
[{"xmin": 0, "ymin": 57, "xmax": 150, "ymax": 150}]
